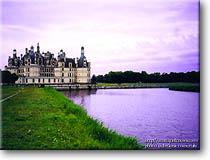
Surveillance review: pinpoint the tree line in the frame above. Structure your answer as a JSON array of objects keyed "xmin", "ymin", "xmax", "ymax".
[
  {"xmin": 91, "ymin": 71, "xmax": 200, "ymax": 84},
  {"xmin": 0, "ymin": 71, "xmax": 19, "ymax": 84}
]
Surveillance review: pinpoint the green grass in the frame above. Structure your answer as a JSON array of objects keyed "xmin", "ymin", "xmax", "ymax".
[
  {"xmin": 169, "ymin": 83, "xmax": 200, "ymax": 92},
  {"xmin": 2, "ymin": 86, "xmax": 144, "ymax": 150},
  {"xmin": 97, "ymin": 83, "xmax": 140, "ymax": 86},
  {"xmin": 0, "ymin": 86, "xmax": 23, "ymax": 100}
]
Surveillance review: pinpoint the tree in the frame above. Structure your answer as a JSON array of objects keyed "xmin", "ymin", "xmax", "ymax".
[
  {"xmin": 0, "ymin": 71, "xmax": 18, "ymax": 84},
  {"xmin": 94, "ymin": 70, "xmax": 200, "ymax": 83},
  {"xmin": 96, "ymin": 75, "xmax": 104, "ymax": 83},
  {"xmin": 91, "ymin": 74, "xmax": 96, "ymax": 84},
  {"xmin": 11, "ymin": 73, "xmax": 19, "ymax": 83}
]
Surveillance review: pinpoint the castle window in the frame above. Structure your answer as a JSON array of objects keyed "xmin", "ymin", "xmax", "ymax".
[
  {"xmin": 62, "ymin": 73, "xmax": 64, "ymax": 77},
  {"xmin": 38, "ymin": 79, "xmax": 40, "ymax": 83},
  {"xmin": 48, "ymin": 79, "xmax": 50, "ymax": 83},
  {"xmin": 62, "ymin": 68, "xmax": 64, "ymax": 71},
  {"xmin": 62, "ymin": 79, "xmax": 64, "ymax": 83},
  {"xmin": 54, "ymin": 79, "xmax": 56, "ymax": 83},
  {"xmin": 33, "ymin": 79, "xmax": 35, "ymax": 83}
]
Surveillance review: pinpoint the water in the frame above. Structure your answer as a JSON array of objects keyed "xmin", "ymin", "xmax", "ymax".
[{"xmin": 62, "ymin": 88, "xmax": 200, "ymax": 150}]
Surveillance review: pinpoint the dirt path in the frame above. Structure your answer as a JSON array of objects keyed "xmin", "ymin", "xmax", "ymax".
[{"xmin": 0, "ymin": 92, "xmax": 19, "ymax": 103}]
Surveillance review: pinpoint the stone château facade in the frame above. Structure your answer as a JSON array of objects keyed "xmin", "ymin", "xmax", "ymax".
[{"xmin": 5, "ymin": 43, "xmax": 91, "ymax": 84}]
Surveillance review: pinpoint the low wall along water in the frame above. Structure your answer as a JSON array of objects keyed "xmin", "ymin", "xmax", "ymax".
[{"xmin": 45, "ymin": 84, "xmax": 170, "ymax": 90}]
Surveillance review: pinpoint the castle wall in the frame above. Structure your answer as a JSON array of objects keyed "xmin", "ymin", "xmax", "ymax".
[
  {"xmin": 76, "ymin": 68, "xmax": 91, "ymax": 83},
  {"xmin": 29, "ymin": 65, "xmax": 40, "ymax": 77}
]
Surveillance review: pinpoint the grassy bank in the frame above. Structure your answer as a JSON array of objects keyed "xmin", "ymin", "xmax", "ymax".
[
  {"xmin": 97, "ymin": 82, "xmax": 193, "ymax": 86},
  {"xmin": 97, "ymin": 83, "xmax": 166, "ymax": 86},
  {"xmin": 97, "ymin": 82, "xmax": 200, "ymax": 92},
  {"xmin": 0, "ymin": 86, "xmax": 23, "ymax": 100},
  {"xmin": 169, "ymin": 83, "xmax": 200, "ymax": 92},
  {"xmin": 2, "ymin": 86, "xmax": 144, "ymax": 150}
]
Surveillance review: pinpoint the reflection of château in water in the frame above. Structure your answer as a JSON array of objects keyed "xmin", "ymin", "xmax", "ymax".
[
  {"xmin": 5, "ymin": 43, "xmax": 91, "ymax": 84},
  {"xmin": 62, "ymin": 90, "xmax": 97, "ymax": 111}
]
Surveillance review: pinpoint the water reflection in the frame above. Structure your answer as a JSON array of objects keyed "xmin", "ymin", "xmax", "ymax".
[{"xmin": 62, "ymin": 90, "xmax": 97, "ymax": 111}]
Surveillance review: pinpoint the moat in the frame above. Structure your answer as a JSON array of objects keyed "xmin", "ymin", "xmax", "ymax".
[{"xmin": 62, "ymin": 88, "xmax": 199, "ymax": 149}]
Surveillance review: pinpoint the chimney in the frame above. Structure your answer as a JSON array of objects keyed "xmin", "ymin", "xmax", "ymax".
[
  {"xmin": 25, "ymin": 48, "xmax": 28, "ymax": 54},
  {"xmin": 37, "ymin": 42, "xmax": 40, "ymax": 53}
]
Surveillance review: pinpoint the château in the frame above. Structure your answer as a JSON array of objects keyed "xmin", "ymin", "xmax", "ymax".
[{"xmin": 5, "ymin": 43, "xmax": 91, "ymax": 84}]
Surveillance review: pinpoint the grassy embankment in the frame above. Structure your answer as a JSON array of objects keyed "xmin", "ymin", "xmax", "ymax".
[
  {"xmin": 96, "ymin": 83, "xmax": 169, "ymax": 86},
  {"xmin": 97, "ymin": 82, "xmax": 200, "ymax": 92},
  {"xmin": 168, "ymin": 83, "xmax": 200, "ymax": 92},
  {"xmin": 2, "ymin": 86, "xmax": 144, "ymax": 150}
]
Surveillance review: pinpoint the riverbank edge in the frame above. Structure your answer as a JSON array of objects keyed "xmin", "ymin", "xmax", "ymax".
[
  {"xmin": 169, "ymin": 85, "xmax": 200, "ymax": 92},
  {"xmin": 49, "ymin": 83, "xmax": 200, "ymax": 92},
  {"xmin": 1, "ymin": 83, "xmax": 199, "ymax": 92},
  {"xmin": 2, "ymin": 86, "xmax": 145, "ymax": 150}
]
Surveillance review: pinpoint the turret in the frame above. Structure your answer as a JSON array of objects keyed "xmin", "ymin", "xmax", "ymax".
[
  {"xmin": 13, "ymin": 49, "xmax": 17, "ymax": 58},
  {"xmin": 81, "ymin": 46, "xmax": 84, "ymax": 57}
]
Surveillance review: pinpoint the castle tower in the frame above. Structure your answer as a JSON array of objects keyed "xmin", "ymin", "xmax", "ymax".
[
  {"xmin": 81, "ymin": 46, "xmax": 84, "ymax": 57},
  {"xmin": 13, "ymin": 49, "xmax": 17, "ymax": 58}
]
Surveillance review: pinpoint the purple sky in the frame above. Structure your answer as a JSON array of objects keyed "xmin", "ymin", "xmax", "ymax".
[{"xmin": 0, "ymin": 0, "xmax": 199, "ymax": 75}]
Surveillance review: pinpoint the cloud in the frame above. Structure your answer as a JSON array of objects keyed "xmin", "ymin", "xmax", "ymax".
[
  {"xmin": 177, "ymin": 52, "xmax": 199, "ymax": 59},
  {"xmin": 1, "ymin": 0, "xmax": 199, "ymax": 75}
]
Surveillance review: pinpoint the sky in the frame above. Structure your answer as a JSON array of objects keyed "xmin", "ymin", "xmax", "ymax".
[{"xmin": 0, "ymin": 0, "xmax": 199, "ymax": 75}]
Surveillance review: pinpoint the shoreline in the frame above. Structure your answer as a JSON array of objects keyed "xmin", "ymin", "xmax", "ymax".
[
  {"xmin": 48, "ymin": 82, "xmax": 200, "ymax": 92},
  {"xmin": 1, "ymin": 82, "xmax": 200, "ymax": 92},
  {"xmin": 1, "ymin": 86, "xmax": 144, "ymax": 150}
]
